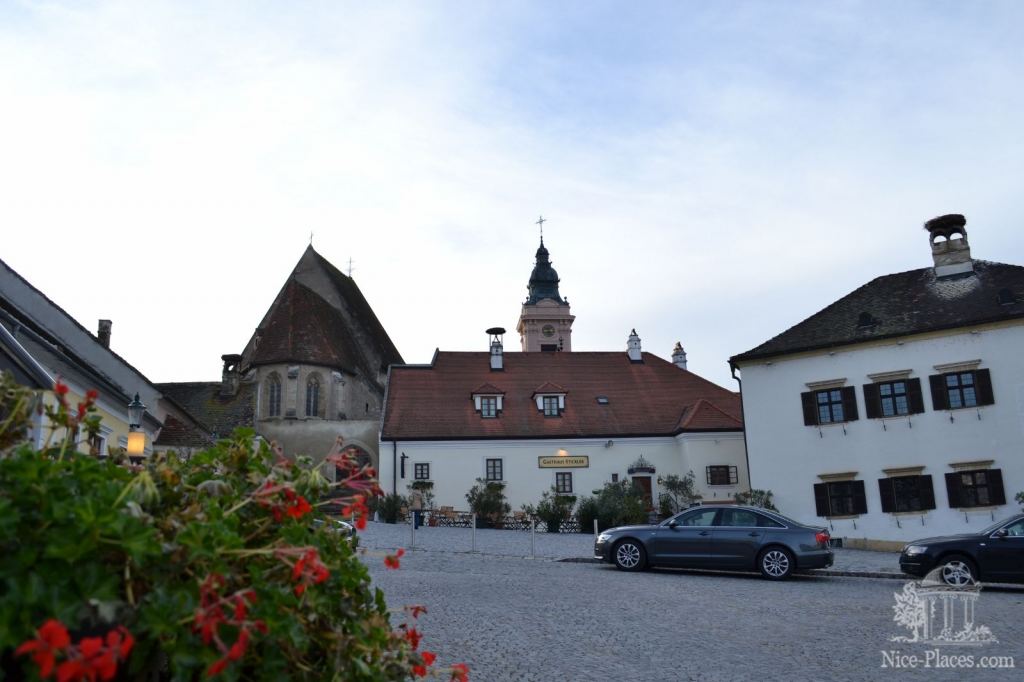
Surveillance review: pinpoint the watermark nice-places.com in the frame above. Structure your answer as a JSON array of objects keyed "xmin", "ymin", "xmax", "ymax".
[{"xmin": 881, "ymin": 571, "xmax": 1015, "ymax": 670}]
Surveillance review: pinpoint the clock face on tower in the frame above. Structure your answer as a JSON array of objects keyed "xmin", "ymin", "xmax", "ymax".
[{"xmin": 541, "ymin": 324, "xmax": 556, "ymax": 338}]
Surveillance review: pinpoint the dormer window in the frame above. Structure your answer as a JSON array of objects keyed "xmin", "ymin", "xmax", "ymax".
[
  {"xmin": 532, "ymin": 383, "xmax": 567, "ymax": 417},
  {"xmin": 472, "ymin": 383, "xmax": 504, "ymax": 419}
]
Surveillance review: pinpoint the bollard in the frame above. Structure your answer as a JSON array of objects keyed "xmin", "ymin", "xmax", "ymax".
[
  {"xmin": 471, "ymin": 513, "xmax": 477, "ymax": 552},
  {"xmin": 593, "ymin": 519, "xmax": 599, "ymax": 536},
  {"xmin": 531, "ymin": 518, "xmax": 536, "ymax": 558},
  {"xmin": 411, "ymin": 515, "xmax": 416, "ymax": 548}
]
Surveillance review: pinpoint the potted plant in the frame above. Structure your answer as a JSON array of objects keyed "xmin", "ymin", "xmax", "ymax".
[
  {"xmin": 465, "ymin": 478, "xmax": 510, "ymax": 528},
  {"xmin": 533, "ymin": 487, "xmax": 576, "ymax": 533}
]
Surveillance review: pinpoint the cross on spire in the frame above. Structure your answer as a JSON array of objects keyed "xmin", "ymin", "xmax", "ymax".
[{"xmin": 536, "ymin": 215, "xmax": 546, "ymax": 244}]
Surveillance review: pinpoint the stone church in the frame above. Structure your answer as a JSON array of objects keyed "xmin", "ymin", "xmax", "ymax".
[{"xmin": 155, "ymin": 245, "xmax": 402, "ymax": 470}]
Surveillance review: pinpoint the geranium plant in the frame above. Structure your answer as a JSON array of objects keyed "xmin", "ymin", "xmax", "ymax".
[{"xmin": 0, "ymin": 373, "xmax": 467, "ymax": 681}]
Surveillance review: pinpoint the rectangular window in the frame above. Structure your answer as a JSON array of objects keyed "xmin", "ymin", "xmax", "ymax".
[
  {"xmin": 480, "ymin": 397, "xmax": 497, "ymax": 418},
  {"xmin": 945, "ymin": 468, "xmax": 1006, "ymax": 508},
  {"xmin": 813, "ymin": 480, "xmax": 868, "ymax": 517},
  {"xmin": 816, "ymin": 389, "xmax": 844, "ymax": 424},
  {"xmin": 485, "ymin": 458, "xmax": 503, "ymax": 482},
  {"xmin": 945, "ymin": 372, "xmax": 977, "ymax": 409},
  {"xmin": 706, "ymin": 465, "xmax": 738, "ymax": 486},
  {"xmin": 878, "ymin": 475, "xmax": 936, "ymax": 513},
  {"xmin": 878, "ymin": 381, "xmax": 909, "ymax": 417},
  {"xmin": 414, "ymin": 463, "xmax": 430, "ymax": 481},
  {"xmin": 543, "ymin": 396, "xmax": 560, "ymax": 417},
  {"xmin": 555, "ymin": 472, "xmax": 573, "ymax": 494}
]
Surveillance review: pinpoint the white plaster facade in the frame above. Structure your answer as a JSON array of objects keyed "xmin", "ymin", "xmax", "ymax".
[
  {"xmin": 378, "ymin": 432, "xmax": 748, "ymax": 510},
  {"xmin": 737, "ymin": 320, "xmax": 1024, "ymax": 548}
]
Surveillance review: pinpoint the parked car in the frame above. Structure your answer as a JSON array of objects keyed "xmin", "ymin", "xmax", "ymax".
[
  {"xmin": 593, "ymin": 505, "xmax": 833, "ymax": 580},
  {"xmin": 899, "ymin": 513, "xmax": 1024, "ymax": 586},
  {"xmin": 313, "ymin": 517, "xmax": 356, "ymax": 538}
]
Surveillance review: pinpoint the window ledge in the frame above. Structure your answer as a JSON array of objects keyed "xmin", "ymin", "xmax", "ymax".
[
  {"xmin": 826, "ymin": 514, "xmax": 861, "ymax": 520},
  {"xmin": 813, "ymin": 421, "xmax": 851, "ymax": 428},
  {"xmin": 953, "ymin": 505, "xmax": 1003, "ymax": 512},
  {"xmin": 818, "ymin": 471, "xmax": 858, "ymax": 482},
  {"xmin": 889, "ymin": 510, "xmax": 929, "ymax": 517},
  {"xmin": 706, "ymin": 484, "xmax": 738, "ymax": 488},
  {"xmin": 882, "ymin": 466, "xmax": 926, "ymax": 477},
  {"xmin": 948, "ymin": 459, "xmax": 995, "ymax": 471}
]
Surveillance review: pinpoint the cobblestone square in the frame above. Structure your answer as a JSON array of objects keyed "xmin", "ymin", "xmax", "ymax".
[{"xmin": 362, "ymin": 523, "xmax": 1024, "ymax": 681}]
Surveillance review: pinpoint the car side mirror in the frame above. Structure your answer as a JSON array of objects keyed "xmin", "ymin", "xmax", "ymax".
[
  {"xmin": 993, "ymin": 528, "xmax": 1008, "ymax": 539},
  {"xmin": 668, "ymin": 520, "xmax": 678, "ymax": 529}
]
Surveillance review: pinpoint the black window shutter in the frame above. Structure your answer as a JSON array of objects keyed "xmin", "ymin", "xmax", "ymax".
[
  {"xmin": 975, "ymin": 369, "xmax": 995, "ymax": 406},
  {"xmin": 863, "ymin": 383, "xmax": 881, "ymax": 419},
  {"xmin": 987, "ymin": 468, "xmax": 1006, "ymax": 506},
  {"xmin": 813, "ymin": 483, "xmax": 829, "ymax": 516},
  {"xmin": 907, "ymin": 378, "xmax": 926, "ymax": 414},
  {"xmin": 801, "ymin": 391, "xmax": 818, "ymax": 426},
  {"xmin": 929, "ymin": 374, "xmax": 949, "ymax": 410},
  {"xmin": 852, "ymin": 480, "xmax": 868, "ymax": 514},
  {"xmin": 918, "ymin": 475, "xmax": 936, "ymax": 511},
  {"xmin": 840, "ymin": 386, "xmax": 859, "ymax": 421},
  {"xmin": 945, "ymin": 472, "xmax": 962, "ymax": 508},
  {"xmin": 877, "ymin": 478, "xmax": 895, "ymax": 513}
]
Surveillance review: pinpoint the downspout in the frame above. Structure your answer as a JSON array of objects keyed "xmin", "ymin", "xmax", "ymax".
[
  {"xmin": 730, "ymin": 361, "xmax": 753, "ymax": 492},
  {"xmin": 392, "ymin": 440, "xmax": 397, "ymax": 496}
]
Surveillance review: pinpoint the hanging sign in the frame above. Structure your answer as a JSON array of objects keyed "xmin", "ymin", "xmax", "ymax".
[{"xmin": 538, "ymin": 455, "xmax": 589, "ymax": 468}]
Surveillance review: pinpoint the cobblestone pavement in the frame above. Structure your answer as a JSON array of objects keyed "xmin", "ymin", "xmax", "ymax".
[
  {"xmin": 357, "ymin": 521, "xmax": 905, "ymax": 574},
  {"xmin": 359, "ymin": 523, "xmax": 1023, "ymax": 680},
  {"xmin": 366, "ymin": 548, "xmax": 1024, "ymax": 682}
]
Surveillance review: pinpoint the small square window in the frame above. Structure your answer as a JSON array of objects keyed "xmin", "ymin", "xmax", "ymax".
[
  {"xmin": 555, "ymin": 472, "xmax": 573, "ymax": 494},
  {"xmin": 945, "ymin": 372, "xmax": 978, "ymax": 409},
  {"xmin": 706, "ymin": 465, "xmax": 738, "ymax": 486},
  {"xmin": 414, "ymin": 463, "xmax": 430, "ymax": 481},
  {"xmin": 485, "ymin": 458, "xmax": 503, "ymax": 482},
  {"xmin": 816, "ymin": 389, "xmax": 844, "ymax": 424},
  {"xmin": 542, "ymin": 396, "xmax": 560, "ymax": 417}
]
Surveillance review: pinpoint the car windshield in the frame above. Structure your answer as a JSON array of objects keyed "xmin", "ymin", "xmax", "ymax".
[{"xmin": 979, "ymin": 515, "xmax": 1023, "ymax": 535}]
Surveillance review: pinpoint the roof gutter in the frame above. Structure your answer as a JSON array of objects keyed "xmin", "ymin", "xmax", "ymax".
[{"xmin": 730, "ymin": 362, "xmax": 753, "ymax": 493}]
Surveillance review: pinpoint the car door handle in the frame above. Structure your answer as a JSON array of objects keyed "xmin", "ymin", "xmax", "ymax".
[
  {"xmin": 698, "ymin": 531, "xmax": 710, "ymax": 536},
  {"xmin": 748, "ymin": 532, "xmax": 761, "ymax": 537}
]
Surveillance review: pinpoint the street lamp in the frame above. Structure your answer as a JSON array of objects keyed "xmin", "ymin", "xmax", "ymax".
[{"xmin": 127, "ymin": 393, "xmax": 146, "ymax": 460}]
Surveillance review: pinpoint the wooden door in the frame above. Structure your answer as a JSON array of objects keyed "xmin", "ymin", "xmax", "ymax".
[{"xmin": 632, "ymin": 476, "xmax": 653, "ymax": 510}]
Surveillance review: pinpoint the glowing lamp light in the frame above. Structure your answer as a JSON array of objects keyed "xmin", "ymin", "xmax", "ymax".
[
  {"xmin": 127, "ymin": 431, "xmax": 146, "ymax": 457},
  {"xmin": 557, "ymin": 449, "xmax": 568, "ymax": 457}
]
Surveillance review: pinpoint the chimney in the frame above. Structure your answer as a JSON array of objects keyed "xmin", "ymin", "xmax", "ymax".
[
  {"xmin": 97, "ymin": 319, "xmax": 112, "ymax": 348},
  {"xmin": 487, "ymin": 327, "xmax": 505, "ymax": 371},
  {"xmin": 626, "ymin": 329, "xmax": 643, "ymax": 363},
  {"xmin": 220, "ymin": 353, "xmax": 243, "ymax": 397},
  {"xmin": 924, "ymin": 214, "xmax": 973, "ymax": 278},
  {"xmin": 672, "ymin": 342, "xmax": 688, "ymax": 370}
]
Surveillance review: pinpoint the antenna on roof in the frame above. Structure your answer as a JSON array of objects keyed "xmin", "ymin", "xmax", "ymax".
[
  {"xmin": 347, "ymin": 258, "xmax": 355, "ymax": 278},
  {"xmin": 310, "ymin": 231, "xmax": 314, "ymax": 246}
]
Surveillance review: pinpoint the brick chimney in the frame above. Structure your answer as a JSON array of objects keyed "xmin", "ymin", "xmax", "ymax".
[
  {"xmin": 924, "ymin": 214, "xmax": 973, "ymax": 278},
  {"xmin": 627, "ymin": 329, "xmax": 642, "ymax": 363},
  {"xmin": 672, "ymin": 342, "xmax": 687, "ymax": 370},
  {"xmin": 220, "ymin": 354, "xmax": 242, "ymax": 397},
  {"xmin": 97, "ymin": 319, "xmax": 112, "ymax": 348}
]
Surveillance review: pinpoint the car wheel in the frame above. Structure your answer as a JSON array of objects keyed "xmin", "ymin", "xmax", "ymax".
[
  {"xmin": 613, "ymin": 539, "xmax": 647, "ymax": 571},
  {"xmin": 759, "ymin": 547, "xmax": 794, "ymax": 580},
  {"xmin": 938, "ymin": 554, "xmax": 977, "ymax": 587}
]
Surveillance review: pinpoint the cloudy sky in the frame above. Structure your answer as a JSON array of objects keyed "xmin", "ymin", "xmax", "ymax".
[{"xmin": 2, "ymin": 1, "xmax": 1023, "ymax": 388}]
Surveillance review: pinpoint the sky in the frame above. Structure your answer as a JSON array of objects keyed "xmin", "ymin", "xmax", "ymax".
[{"xmin": 2, "ymin": 0, "xmax": 1023, "ymax": 389}]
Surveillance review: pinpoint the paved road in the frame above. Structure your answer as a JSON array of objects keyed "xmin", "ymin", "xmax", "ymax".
[{"xmin": 366, "ymin": 547, "xmax": 1024, "ymax": 681}]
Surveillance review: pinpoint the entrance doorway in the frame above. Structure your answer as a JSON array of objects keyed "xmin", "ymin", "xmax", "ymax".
[{"xmin": 632, "ymin": 476, "xmax": 653, "ymax": 511}]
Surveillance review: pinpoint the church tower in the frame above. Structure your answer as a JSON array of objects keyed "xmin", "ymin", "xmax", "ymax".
[{"xmin": 517, "ymin": 234, "xmax": 575, "ymax": 352}]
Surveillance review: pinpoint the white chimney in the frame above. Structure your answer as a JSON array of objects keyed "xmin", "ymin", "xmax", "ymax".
[
  {"xmin": 924, "ymin": 214, "xmax": 973, "ymax": 278},
  {"xmin": 626, "ymin": 329, "xmax": 642, "ymax": 363},
  {"xmin": 672, "ymin": 342, "xmax": 687, "ymax": 370},
  {"xmin": 487, "ymin": 327, "xmax": 505, "ymax": 371}
]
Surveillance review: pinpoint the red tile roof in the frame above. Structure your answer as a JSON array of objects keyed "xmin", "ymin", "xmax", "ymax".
[
  {"xmin": 382, "ymin": 351, "xmax": 742, "ymax": 440},
  {"xmin": 472, "ymin": 382, "xmax": 505, "ymax": 395},
  {"xmin": 532, "ymin": 381, "xmax": 568, "ymax": 395}
]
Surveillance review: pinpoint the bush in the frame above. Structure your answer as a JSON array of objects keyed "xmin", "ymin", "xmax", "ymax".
[
  {"xmin": 532, "ymin": 487, "xmax": 576, "ymax": 533},
  {"xmin": 734, "ymin": 488, "xmax": 779, "ymax": 511},
  {"xmin": 465, "ymin": 478, "xmax": 510, "ymax": 527},
  {"xmin": 1015, "ymin": 490, "xmax": 1023, "ymax": 509},
  {"xmin": 658, "ymin": 472, "xmax": 699, "ymax": 516},
  {"xmin": 576, "ymin": 480, "xmax": 647, "ymax": 532},
  {"xmin": 378, "ymin": 492, "xmax": 407, "ymax": 524},
  {"xmin": 0, "ymin": 373, "xmax": 448, "ymax": 681}
]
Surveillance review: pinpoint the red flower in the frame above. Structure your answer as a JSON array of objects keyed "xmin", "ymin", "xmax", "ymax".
[
  {"xmin": 227, "ymin": 629, "xmax": 249, "ymax": 661},
  {"xmin": 283, "ymin": 489, "xmax": 312, "ymax": 519},
  {"xmin": 15, "ymin": 619, "xmax": 70, "ymax": 678},
  {"xmin": 406, "ymin": 605, "xmax": 428, "ymax": 619},
  {"xmin": 384, "ymin": 548, "xmax": 405, "ymax": 570},
  {"xmin": 421, "ymin": 651, "xmax": 437, "ymax": 666},
  {"xmin": 85, "ymin": 389, "xmax": 98, "ymax": 401},
  {"xmin": 207, "ymin": 657, "xmax": 230, "ymax": 677},
  {"xmin": 54, "ymin": 381, "xmax": 70, "ymax": 396},
  {"xmin": 450, "ymin": 662, "xmax": 470, "ymax": 681},
  {"xmin": 405, "ymin": 627, "xmax": 421, "ymax": 650}
]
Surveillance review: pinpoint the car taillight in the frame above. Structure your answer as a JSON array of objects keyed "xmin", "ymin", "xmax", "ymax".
[{"xmin": 815, "ymin": 531, "xmax": 830, "ymax": 546}]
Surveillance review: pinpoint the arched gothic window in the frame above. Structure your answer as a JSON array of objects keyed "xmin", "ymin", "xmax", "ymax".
[
  {"xmin": 267, "ymin": 374, "xmax": 282, "ymax": 417},
  {"xmin": 305, "ymin": 376, "xmax": 321, "ymax": 417}
]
